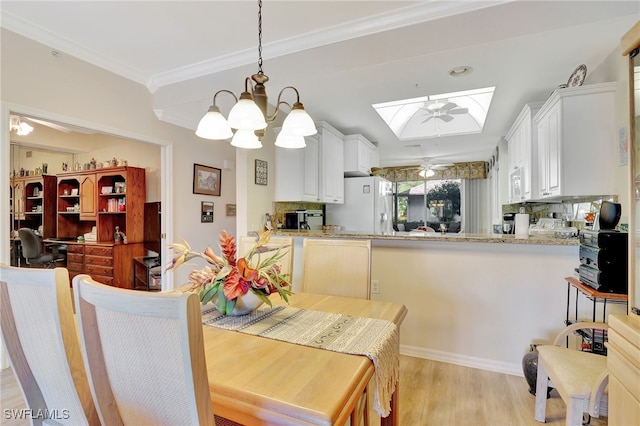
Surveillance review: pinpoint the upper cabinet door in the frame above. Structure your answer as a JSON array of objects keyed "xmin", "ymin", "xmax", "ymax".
[
  {"xmin": 79, "ymin": 174, "xmax": 97, "ymax": 220},
  {"xmin": 533, "ymin": 83, "xmax": 616, "ymax": 200},
  {"xmin": 318, "ymin": 122, "xmax": 344, "ymax": 204},
  {"xmin": 302, "ymin": 135, "xmax": 320, "ymax": 202}
]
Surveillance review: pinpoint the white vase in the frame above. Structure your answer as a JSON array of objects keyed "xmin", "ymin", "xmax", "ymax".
[{"xmin": 226, "ymin": 290, "xmax": 264, "ymax": 316}]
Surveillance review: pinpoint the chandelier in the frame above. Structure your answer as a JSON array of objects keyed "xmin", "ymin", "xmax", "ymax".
[{"xmin": 195, "ymin": 0, "xmax": 316, "ymax": 149}]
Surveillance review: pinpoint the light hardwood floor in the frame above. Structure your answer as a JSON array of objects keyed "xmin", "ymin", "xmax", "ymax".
[{"xmin": 0, "ymin": 355, "xmax": 606, "ymax": 426}]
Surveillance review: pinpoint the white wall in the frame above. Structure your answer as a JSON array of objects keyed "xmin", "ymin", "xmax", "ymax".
[{"xmin": 1, "ymin": 29, "xmax": 238, "ymax": 289}]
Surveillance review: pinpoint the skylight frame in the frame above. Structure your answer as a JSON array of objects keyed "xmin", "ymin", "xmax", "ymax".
[{"xmin": 372, "ymin": 87, "xmax": 495, "ymax": 140}]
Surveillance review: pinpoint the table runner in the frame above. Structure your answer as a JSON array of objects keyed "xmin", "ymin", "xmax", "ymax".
[{"xmin": 201, "ymin": 304, "xmax": 399, "ymax": 417}]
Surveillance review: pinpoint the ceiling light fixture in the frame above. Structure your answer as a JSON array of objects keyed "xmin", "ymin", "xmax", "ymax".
[
  {"xmin": 448, "ymin": 65, "xmax": 473, "ymax": 77},
  {"xmin": 419, "ymin": 167, "xmax": 435, "ymax": 178},
  {"xmin": 196, "ymin": 0, "xmax": 316, "ymax": 149},
  {"xmin": 9, "ymin": 116, "xmax": 34, "ymax": 136}
]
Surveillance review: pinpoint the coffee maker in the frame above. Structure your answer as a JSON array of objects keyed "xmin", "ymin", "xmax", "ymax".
[{"xmin": 503, "ymin": 213, "xmax": 515, "ymax": 234}]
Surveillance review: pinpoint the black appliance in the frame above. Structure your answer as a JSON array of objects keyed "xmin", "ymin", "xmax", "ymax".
[
  {"xmin": 285, "ymin": 211, "xmax": 309, "ymax": 230},
  {"xmin": 598, "ymin": 201, "xmax": 621, "ymax": 230},
  {"xmin": 578, "ymin": 229, "xmax": 627, "ymax": 294},
  {"xmin": 502, "ymin": 213, "xmax": 515, "ymax": 234}
]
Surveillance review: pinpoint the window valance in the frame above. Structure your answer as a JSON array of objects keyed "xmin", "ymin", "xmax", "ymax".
[{"xmin": 370, "ymin": 161, "xmax": 487, "ymax": 182}]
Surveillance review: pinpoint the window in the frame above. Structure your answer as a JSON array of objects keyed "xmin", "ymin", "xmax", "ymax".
[{"xmin": 393, "ymin": 179, "xmax": 461, "ymax": 232}]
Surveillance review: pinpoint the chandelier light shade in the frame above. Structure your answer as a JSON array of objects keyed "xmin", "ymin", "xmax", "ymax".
[
  {"xmin": 195, "ymin": 105, "xmax": 233, "ymax": 140},
  {"xmin": 231, "ymin": 129, "xmax": 263, "ymax": 149},
  {"xmin": 280, "ymin": 103, "xmax": 317, "ymax": 136},
  {"xmin": 227, "ymin": 92, "xmax": 268, "ymax": 130},
  {"xmin": 195, "ymin": 0, "xmax": 316, "ymax": 149},
  {"xmin": 275, "ymin": 131, "xmax": 306, "ymax": 149}
]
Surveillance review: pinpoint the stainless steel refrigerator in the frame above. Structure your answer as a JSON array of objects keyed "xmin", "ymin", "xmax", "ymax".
[{"xmin": 325, "ymin": 176, "xmax": 393, "ymax": 234}]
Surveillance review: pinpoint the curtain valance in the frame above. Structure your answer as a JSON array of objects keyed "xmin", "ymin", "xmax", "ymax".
[{"xmin": 370, "ymin": 161, "xmax": 487, "ymax": 182}]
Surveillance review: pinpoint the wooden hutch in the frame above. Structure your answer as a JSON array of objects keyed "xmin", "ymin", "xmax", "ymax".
[{"xmin": 55, "ymin": 166, "xmax": 146, "ymax": 288}]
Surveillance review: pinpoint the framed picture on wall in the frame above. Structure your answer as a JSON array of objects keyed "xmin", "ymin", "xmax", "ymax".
[
  {"xmin": 193, "ymin": 164, "xmax": 221, "ymax": 196},
  {"xmin": 255, "ymin": 159, "xmax": 268, "ymax": 185},
  {"xmin": 226, "ymin": 204, "xmax": 236, "ymax": 217},
  {"xmin": 201, "ymin": 201, "xmax": 214, "ymax": 223}
]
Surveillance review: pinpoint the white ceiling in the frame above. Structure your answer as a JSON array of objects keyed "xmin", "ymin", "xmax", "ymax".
[{"xmin": 2, "ymin": 1, "xmax": 638, "ymax": 167}]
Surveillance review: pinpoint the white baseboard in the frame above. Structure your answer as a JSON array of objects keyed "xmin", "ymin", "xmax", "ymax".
[{"xmin": 400, "ymin": 344, "xmax": 524, "ymax": 377}]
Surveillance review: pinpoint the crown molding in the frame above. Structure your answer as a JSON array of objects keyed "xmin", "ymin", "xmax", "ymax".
[{"xmin": 1, "ymin": 11, "xmax": 148, "ymax": 86}]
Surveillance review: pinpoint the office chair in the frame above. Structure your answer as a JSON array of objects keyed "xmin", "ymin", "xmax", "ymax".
[{"xmin": 18, "ymin": 228, "xmax": 65, "ymax": 268}]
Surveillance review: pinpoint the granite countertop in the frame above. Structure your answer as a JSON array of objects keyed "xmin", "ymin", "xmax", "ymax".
[{"xmin": 272, "ymin": 230, "xmax": 580, "ymax": 245}]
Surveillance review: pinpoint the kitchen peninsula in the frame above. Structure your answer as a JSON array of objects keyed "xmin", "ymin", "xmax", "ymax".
[{"xmin": 274, "ymin": 230, "xmax": 626, "ymax": 378}]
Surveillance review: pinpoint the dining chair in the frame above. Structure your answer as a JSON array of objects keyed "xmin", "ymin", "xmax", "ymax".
[
  {"xmin": 73, "ymin": 273, "xmax": 243, "ymax": 426},
  {"xmin": 302, "ymin": 238, "xmax": 371, "ymax": 299},
  {"xmin": 535, "ymin": 321, "xmax": 609, "ymax": 426},
  {"xmin": 0, "ymin": 263, "xmax": 100, "ymax": 425},
  {"xmin": 238, "ymin": 234, "xmax": 294, "ymax": 277},
  {"xmin": 18, "ymin": 227, "xmax": 65, "ymax": 268},
  {"xmin": 301, "ymin": 238, "xmax": 372, "ymax": 426}
]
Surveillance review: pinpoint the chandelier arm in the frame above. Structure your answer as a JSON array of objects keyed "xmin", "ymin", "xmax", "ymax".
[
  {"xmin": 265, "ymin": 86, "xmax": 301, "ymax": 122},
  {"xmin": 245, "ymin": 77, "xmax": 254, "ymax": 94},
  {"xmin": 212, "ymin": 89, "xmax": 238, "ymax": 105}
]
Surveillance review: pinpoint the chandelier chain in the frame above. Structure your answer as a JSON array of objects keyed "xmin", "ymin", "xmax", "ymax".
[{"xmin": 257, "ymin": 0, "xmax": 263, "ymax": 75}]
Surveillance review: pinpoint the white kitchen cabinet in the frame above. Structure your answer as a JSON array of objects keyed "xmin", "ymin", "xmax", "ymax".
[
  {"xmin": 607, "ymin": 314, "xmax": 640, "ymax": 426},
  {"xmin": 318, "ymin": 122, "xmax": 344, "ymax": 203},
  {"xmin": 274, "ymin": 134, "xmax": 318, "ymax": 202},
  {"xmin": 343, "ymin": 134, "xmax": 378, "ymax": 177},
  {"xmin": 534, "ymin": 82, "xmax": 616, "ymax": 200},
  {"xmin": 274, "ymin": 122, "xmax": 344, "ymax": 204},
  {"xmin": 302, "ymin": 135, "xmax": 319, "ymax": 201},
  {"xmin": 505, "ymin": 102, "xmax": 543, "ymax": 202}
]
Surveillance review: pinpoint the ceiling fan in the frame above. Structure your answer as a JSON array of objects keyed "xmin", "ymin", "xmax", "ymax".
[
  {"xmin": 417, "ymin": 157, "xmax": 454, "ymax": 177},
  {"xmin": 420, "ymin": 100, "xmax": 468, "ymax": 124}
]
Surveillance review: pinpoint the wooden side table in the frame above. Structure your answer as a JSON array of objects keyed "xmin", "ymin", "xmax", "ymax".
[{"xmin": 133, "ymin": 256, "xmax": 161, "ymax": 291}]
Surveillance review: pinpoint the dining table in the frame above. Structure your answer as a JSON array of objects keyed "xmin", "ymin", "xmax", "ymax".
[{"xmin": 201, "ymin": 292, "xmax": 408, "ymax": 426}]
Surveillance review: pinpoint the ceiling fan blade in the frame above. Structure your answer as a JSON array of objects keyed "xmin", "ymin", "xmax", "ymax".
[
  {"xmin": 440, "ymin": 102, "xmax": 457, "ymax": 112},
  {"xmin": 421, "ymin": 116, "xmax": 434, "ymax": 124},
  {"xmin": 448, "ymin": 108, "xmax": 469, "ymax": 114},
  {"xmin": 438, "ymin": 115, "xmax": 454, "ymax": 123}
]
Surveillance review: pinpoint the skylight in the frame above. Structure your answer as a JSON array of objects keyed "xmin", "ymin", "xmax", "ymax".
[{"xmin": 372, "ymin": 87, "xmax": 495, "ymax": 140}]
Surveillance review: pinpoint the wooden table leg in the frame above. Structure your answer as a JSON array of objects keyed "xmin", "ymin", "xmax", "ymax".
[{"xmin": 380, "ymin": 388, "xmax": 398, "ymax": 426}]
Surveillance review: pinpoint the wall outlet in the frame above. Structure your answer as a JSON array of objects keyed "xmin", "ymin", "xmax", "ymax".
[{"xmin": 371, "ymin": 280, "xmax": 380, "ymax": 294}]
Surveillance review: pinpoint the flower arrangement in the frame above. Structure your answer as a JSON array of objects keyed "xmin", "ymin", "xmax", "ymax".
[{"xmin": 168, "ymin": 230, "xmax": 292, "ymax": 315}]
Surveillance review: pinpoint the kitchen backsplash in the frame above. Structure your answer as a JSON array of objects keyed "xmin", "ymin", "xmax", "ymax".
[
  {"xmin": 273, "ymin": 202, "xmax": 324, "ymax": 228},
  {"xmin": 503, "ymin": 195, "xmax": 621, "ymax": 228}
]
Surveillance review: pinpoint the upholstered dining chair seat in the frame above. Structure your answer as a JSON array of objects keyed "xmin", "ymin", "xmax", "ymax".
[
  {"xmin": 537, "ymin": 346, "xmax": 608, "ymax": 399},
  {"xmin": 535, "ymin": 322, "xmax": 609, "ymax": 426}
]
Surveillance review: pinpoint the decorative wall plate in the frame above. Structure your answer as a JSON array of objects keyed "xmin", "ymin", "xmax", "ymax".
[{"xmin": 566, "ymin": 64, "xmax": 587, "ymax": 87}]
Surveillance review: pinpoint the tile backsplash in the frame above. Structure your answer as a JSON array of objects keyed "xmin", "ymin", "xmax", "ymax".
[{"xmin": 273, "ymin": 202, "xmax": 324, "ymax": 227}]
